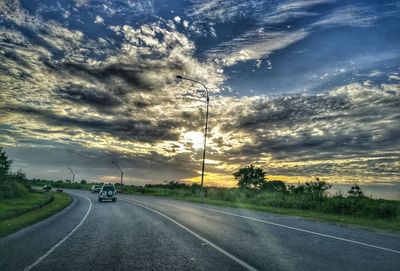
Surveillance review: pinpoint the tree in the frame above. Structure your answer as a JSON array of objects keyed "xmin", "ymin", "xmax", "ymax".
[
  {"xmin": 0, "ymin": 147, "xmax": 12, "ymax": 174},
  {"xmin": 233, "ymin": 164, "xmax": 267, "ymax": 190},
  {"xmin": 0, "ymin": 147, "xmax": 12, "ymax": 184},
  {"xmin": 80, "ymin": 180, "xmax": 87, "ymax": 184}
]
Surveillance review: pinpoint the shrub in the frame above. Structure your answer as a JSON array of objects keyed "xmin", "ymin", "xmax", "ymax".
[
  {"xmin": 0, "ymin": 182, "xmax": 29, "ymax": 200},
  {"xmin": 288, "ymin": 177, "xmax": 331, "ymax": 198},
  {"xmin": 262, "ymin": 180, "xmax": 287, "ymax": 192}
]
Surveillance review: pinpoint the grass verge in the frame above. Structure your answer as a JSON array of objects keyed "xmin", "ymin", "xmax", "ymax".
[
  {"xmin": 161, "ymin": 196, "xmax": 400, "ymax": 233},
  {"xmin": 0, "ymin": 193, "xmax": 53, "ymax": 221},
  {"xmin": 0, "ymin": 192, "xmax": 72, "ymax": 237}
]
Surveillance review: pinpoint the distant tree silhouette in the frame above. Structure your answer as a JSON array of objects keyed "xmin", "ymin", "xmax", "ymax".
[
  {"xmin": 348, "ymin": 184, "xmax": 364, "ymax": 197},
  {"xmin": 233, "ymin": 164, "xmax": 267, "ymax": 190}
]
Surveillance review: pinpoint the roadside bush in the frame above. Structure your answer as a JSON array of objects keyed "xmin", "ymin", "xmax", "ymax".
[
  {"xmin": 262, "ymin": 180, "xmax": 287, "ymax": 192},
  {"xmin": 0, "ymin": 182, "xmax": 29, "ymax": 200},
  {"xmin": 322, "ymin": 196, "xmax": 353, "ymax": 214},
  {"xmin": 208, "ymin": 188, "xmax": 241, "ymax": 202},
  {"xmin": 288, "ymin": 177, "xmax": 331, "ymax": 198}
]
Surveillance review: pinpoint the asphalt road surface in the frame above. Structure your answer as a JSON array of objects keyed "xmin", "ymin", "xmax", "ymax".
[{"xmin": 1, "ymin": 190, "xmax": 399, "ymax": 271}]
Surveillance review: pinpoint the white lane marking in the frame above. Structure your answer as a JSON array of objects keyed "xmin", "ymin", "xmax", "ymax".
[
  {"xmin": 173, "ymin": 202, "xmax": 400, "ymax": 254},
  {"xmin": 23, "ymin": 196, "xmax": 92, "ymax": 271},
  {"xmin": 121, "ymin": 199, "xmax": 258, "ymax": 271}
]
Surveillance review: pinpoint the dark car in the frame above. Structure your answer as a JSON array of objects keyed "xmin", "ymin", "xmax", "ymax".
[
  {"xmin": 42, "ymin": 185, "xmax": 52, "ymax": 192},
  {"xmin": 91, "ymin": 185, "xmax": 102, "ymax": 193}
]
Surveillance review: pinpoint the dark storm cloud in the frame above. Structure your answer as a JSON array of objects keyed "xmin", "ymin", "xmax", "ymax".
[
  {"xmin": 62, "ymin": 62, "xmax": 153, "ymax": 92},
  {"xmin": 5, "ymin": 106, "xmax": 180, "ymax": 143},
  {"xmin": 233, "ymin": 93, "xmax": 353, "ymax": 129},
  {"xmin": 56, "ymin": 85, "xmax": 122, "ymax": 107}
]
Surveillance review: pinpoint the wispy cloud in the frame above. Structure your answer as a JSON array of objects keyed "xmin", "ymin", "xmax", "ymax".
[
  {"xmin": 188, "ymin": 0, "xmax": 265, "ymax": 23},
  {"xmin": 202, "ymin": 1, "xmax": 394, "ymax": 67},
  {"xmin": 208, "ymin": 28, "xmax": 309, "ymax": 66},
  {"xmin": 313, "ymin": 5, "xmax": 378, "ymax": 28}
]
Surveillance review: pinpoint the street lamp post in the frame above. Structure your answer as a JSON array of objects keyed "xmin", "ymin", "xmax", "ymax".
[
  {"xmin": 112, "ymin": 161, "xmax": 124, "ymax": 186},
  {"xmin": 67, "ymin": 167, "xmax": 75, "ymax": 183},
  {"xmin": 176, "ymin": 75, "xmax": 209, "ymax": 203}
]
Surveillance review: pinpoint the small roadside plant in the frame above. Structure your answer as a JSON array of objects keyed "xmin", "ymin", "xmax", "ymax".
[{"xmin": 348, "ymin": 184, "xmax": 364, "ymax": 197}]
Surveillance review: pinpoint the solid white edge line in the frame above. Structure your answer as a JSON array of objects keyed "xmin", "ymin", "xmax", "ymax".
[
  {"xmin": 23, "ymin": 196, "xmax": 93, "ymax": 271},
  {"xmin": 176, "ymin": 202, "xmax": 400, "ymax": 254},
  {"xmin": 121, "ymin": 199, "xmax": 258, "ymax": 271}
]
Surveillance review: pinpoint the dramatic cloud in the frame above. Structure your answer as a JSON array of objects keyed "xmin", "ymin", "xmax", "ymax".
[{"xmin": 1, "ymin": 0, "xmax": 399, "ymax": 187}]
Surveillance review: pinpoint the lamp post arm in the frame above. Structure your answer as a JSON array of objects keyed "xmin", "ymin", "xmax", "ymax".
[
  {"xmin": 112, "ymin": 162, "xmax": 123, "ymax": 172},
  {"xmin": 112, "ymin": 162, "xmax": 124, "ymax": 186},
  {"xmin": 67, "ymin": 167, "xmax": 75, "ymax": 183},
  {"xmin": 176, "ymin": 76, "xmax": 209, "ymax": 98}
]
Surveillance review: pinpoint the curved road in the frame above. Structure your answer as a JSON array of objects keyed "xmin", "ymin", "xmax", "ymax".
[{"xmin": 0, "ymin": 190, "xmax": 399, "ymax": 270}]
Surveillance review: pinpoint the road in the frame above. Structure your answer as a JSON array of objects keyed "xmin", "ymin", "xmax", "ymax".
[{"xmin": 0, "ymin": 190, "xmax": 399, "ymax": 271}]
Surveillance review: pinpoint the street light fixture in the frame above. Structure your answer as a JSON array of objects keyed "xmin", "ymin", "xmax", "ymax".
[
  {"xmin": 112, "ymin": 161, "xmax": 124, "ymax": 186},
  {"xmin": 176, "ymin": 75, "xmax": 209, "ymax": 203},
  {"xmin": 67, "ymin": 167, "xmax": 75, "ymax": 183}
]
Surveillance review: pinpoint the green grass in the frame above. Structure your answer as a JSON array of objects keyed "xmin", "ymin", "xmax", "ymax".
[
  {"xmin": 0, "ymin": 193, "xmax": 53, "ymax": 220},
  {"xmin": 0, "ymin": 192, "xmax": 72, "ymax": 237}
]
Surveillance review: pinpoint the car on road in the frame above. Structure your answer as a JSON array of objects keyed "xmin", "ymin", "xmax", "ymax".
[
  {"xmin": 98, "ymin": 184, "xmax": 117, "ymax": 202},
  {"xmin": 42, "ymin": 185, "xmax": 52, "ymax": 192},
  {"xmin": 90, "ymin": 185, "xmax": 102, "ymax": 193}
]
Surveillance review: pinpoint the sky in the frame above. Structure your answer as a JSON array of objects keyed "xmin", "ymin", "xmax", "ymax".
[{"xmin": 0, "ymin": 0, "xmax": 399, "ymax": 187}]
